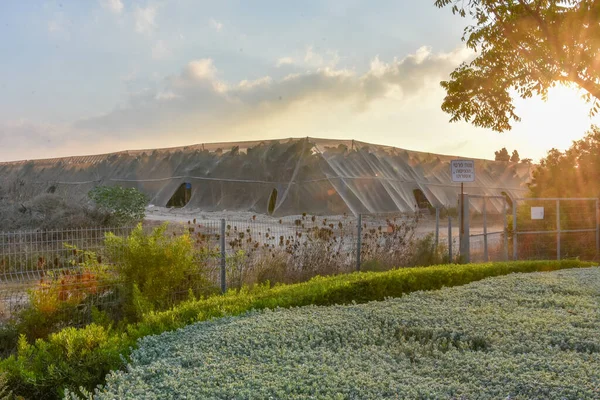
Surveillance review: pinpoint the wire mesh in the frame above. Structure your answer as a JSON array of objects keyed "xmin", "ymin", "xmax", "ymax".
[
  {"xmin": 514, "ymin": 198, "xmax": 598, "ymax": 261},
  {"xmin": 0, "ymin": 226, "xmax": 135, "ymax": 326},
  {"xmin": 468, "ymin": 196, "xmax": 508, "ymax": 263},
  {"xmin": 0, "ymin": 209, "xmax": 450, "ymax": 329}
]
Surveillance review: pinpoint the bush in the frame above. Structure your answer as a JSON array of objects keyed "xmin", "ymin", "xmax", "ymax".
[
  {"xmin": 0, "ymin": 194, "xmax": 110, "ymax": 231},
  {"xmin": 10, "ymin": 248, "xmax": 115, "ymax": 343},
  {"xmin": 0, "ymin": 371, "xmax": 12, "ymax": 400},
  {"xmin": 104, "ymin": 224, "xmax": 216, "ymax": 316},
  {"xmin": 84, "ymin": 268, "xmax": 600, "ymax": 399},
  {"xmin": 0, "ymin": 259, "xmax": 593, "ymax": 399},
  {"xmin": 88, "ymin": 186, "xmax": 148, "ymax": 226}
]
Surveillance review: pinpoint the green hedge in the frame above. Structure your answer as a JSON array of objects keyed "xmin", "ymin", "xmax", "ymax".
[
  {"xmin": 0, "ymin": 260, "xmax": 593, "ymax": 399},
  {"xmin": 85, "ymin": 268, "xmax": 600, "ymax": 399}
]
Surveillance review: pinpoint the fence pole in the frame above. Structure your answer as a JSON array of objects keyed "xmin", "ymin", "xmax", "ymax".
[
  {"xmin": 448, "ymin": 216, "xmax": 452, "ymax": 262},
  {"xmin": 435, "ymin": 207, "xmax": 440, "ymax": 250},
  {"xmin": 483, "ymin": 199, "xmax": 488, "ymax": 262},
  {"xmin": 513, "ymin": 199, "xmax": 518, "ymax": 261},
  {"xmin": 356, "ymin": 214, "xmax": 362, "ymax": 272},
  {"xmin": 460, "ymin": 194, "xmax": 470, "ymax": 263},
  {"xmin": 556, "ymin": 199, "xmax": 561, "ymax": 260},
  {"xmin": 503, "ymin": 198, "xmax": 508, "ymax": 261},
  {"xmin": 220, "ymin": 219, "xmax": 226, "ymax": 294},
  {"xmin": 596, "ymin": 199, "xmax": 600, "ymax": 257}
]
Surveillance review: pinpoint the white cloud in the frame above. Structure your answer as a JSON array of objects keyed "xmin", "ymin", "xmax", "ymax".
[
  {"xmin": 134, "ymin": 5, "xmax": 157, "ymax": 34},
  {"xmin": 276, "ymin": 57, "xmax": 294, "ymax": 67},
  {"xmin": 152, "ymin": 40, "xmax": 170, "ymax": 60},
  {"xmin": 304, "ymin": 46, "xmax": 340, "ymax": 68},
  {"xmin": 209, "ymin": 18, "xmax": 223, "ymax": 32},
  {"xmin": 100, "ymin": 0, "xmax": 124, "ymax": 14},
  {"xmin": 75, "ymin": 47, "xmax": 470, "ymax": 141}
]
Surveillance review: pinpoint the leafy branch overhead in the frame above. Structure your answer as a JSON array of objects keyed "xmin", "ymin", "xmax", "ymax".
[{"xmin": 435, "ymin": 0, "xmax": 600, "ymax": 131}]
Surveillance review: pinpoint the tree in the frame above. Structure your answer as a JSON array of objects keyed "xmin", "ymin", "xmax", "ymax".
[
  {"xmin": 520, "ymin": 158, "xmax": 533, "ymax": 165},
  {"xmin": 435, "ymin": 1, "xmax": 600, "ymax": 132},
  {"xmin": 494, "ymin": 147, "xmax": 510, "ymax": 161},
  {"xmin": 529, "ymin": 125, "xmax": 600, "ymax": 198},
  {"xmin": 510, "ymin": 150, "xmax": 520, "ymax": 163},
  {"xmin": 88, "ymin": 186, "xmax": 148, "ymax": 225}
]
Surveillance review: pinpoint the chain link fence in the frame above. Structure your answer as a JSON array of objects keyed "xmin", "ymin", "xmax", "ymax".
[{"xmin": 2, "ymin": 211, "xmax": 450, "ymax": 328}]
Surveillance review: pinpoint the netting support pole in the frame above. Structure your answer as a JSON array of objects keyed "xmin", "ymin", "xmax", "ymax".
[
  {"xmin": 513, "ymin": 199, "xmax": 518, "ymax": 261},
  {"xmin": 435, "ymin": 207, "xmax": 440, "ymax": 250},
  {"xmin": 483, "ymin": 199, "xmax": 488, "ymax": 262},
  {"xmin": 448, "ymin": 217, "xmax": 452, "ymax": 262},
  {"xmin": 356, "ymin": 214, "xmax": 362, "ymax": 272},
  {"xmin": 596, "ymin": 199, "xmax": 600, "ymax": 257},
  {"xmin": 556, "ymin": 200, "xmax": 561, "ymax": 260},
  {"xmin": 220, "ymin": 219, "xmax": 226, "ymax": 294}
]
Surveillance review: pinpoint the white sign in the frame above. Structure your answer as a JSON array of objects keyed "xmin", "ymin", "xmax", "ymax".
[
  {"xmin": 451, "ymin": 160, "xmax": 475, "ymax": 182},
  {"xmin": 531, "ymin": 207, "xmax": 544, "ymax": 220}
]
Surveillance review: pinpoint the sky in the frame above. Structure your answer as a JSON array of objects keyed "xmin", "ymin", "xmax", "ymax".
[{"xmin": 0, "ymin": 0, "xmax": 598, "ymax": 163}]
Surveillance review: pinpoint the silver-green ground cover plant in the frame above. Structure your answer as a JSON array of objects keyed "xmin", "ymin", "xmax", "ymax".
[{"xmin": 73, "ymin": 267, "xmax": 600, "ymax": 399}]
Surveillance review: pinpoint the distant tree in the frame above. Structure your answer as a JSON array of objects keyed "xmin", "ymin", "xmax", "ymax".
[
  {"xmin": 435, "ymin": 0, "xmax": 600, "ymax": 132},
  {"xmin": 510, "ymin": 150, "xmax": 520, "ymax": 163},
  {"xmin": 494, "ymin": 147, "xmax": 510, "ymax": 162},
  {"xmin": 529, "ymin": 126, "xmax": 600, "ymax": 198},
  {"xmin": 88, "ymin": 186, "xmax": 148, "ymax": 225},
  {"xmin": 520, "ymin": 158, "xmax": 533, "ymax": 165}
]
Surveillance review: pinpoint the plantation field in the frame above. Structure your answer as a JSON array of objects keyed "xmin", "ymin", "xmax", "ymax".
[{"xmin": 88, "ymin": 267, "xmax": 600, "ymax": 400}]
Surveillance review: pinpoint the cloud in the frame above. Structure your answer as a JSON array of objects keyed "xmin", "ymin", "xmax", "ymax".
[
  {"xmin": 0, "ymin": 121, "xmax": 72, "ymax": 161},
  {"xmin": 152, "ymin": 40, "xmax": 170, "ymax": 60},
  {"xmin": 134, "ymin": 5, "xmax": 157, "ymax": 34},
  {"xmin": 209, "ymin": 18, "xmax": 223, "ymax": 32},
  {"xmin": 276, "ymin": 57, "xmax": 294, "ymax": 67},
  {"xmin": 74, "ymin": 47, "xmax": 471, "ymax": 142},
  {"xmin": 275, "ymin": 46, "xmax": 340, "ymax": 69},
  {"xmin": 304, "ymin": 46, "xmax": 340, "ymax": 68},
  {"xmin": 100, "ymin": 0, "xmax": 124, "ymax": 14}
]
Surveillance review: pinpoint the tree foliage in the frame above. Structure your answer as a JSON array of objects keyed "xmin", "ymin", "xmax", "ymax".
[
  {"xmin": 435, "ymin": 0, "xmax": 600, "ymax": 132},
  {"xmin": 521, "ymin": 158, "xmax": 533, "ymax": 165},
  {"xmin": 529, "ymin": 125, "xmax": 600, "ymax": 197},
  {"xmin": 88, "ymin": 186, "xmax": 148, "ymax": 226},
  {"xmin": 494, "ymin": 147, "xmax": 510, "ymax": 161},
  {"xmin": 510, "ymin": 150, "xmax": 520, "ymax": 162}
]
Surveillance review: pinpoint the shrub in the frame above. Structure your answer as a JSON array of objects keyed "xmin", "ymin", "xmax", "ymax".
[
  {"xmin": 0, "ymin": 259, "xmax": 593, "ymax": 399},
  {"xmin": 84, "ymin": 267, "xmax": 600, "ymax": 399},
  {"xmin": 0, "ymin": 194, "xmax": 110, "ymax": 231},
  {"xmin": 14, "ymin": 248, "xmax": 115, "ymax": 342},
  {"xmin": 0, "ymin": 371, "xmax": 12, "ymax": 400},
  {"xmin": 88, "ymin": 186, "xmax": 148, "ymax": 226},
  {"xmin": 104, "ymin": 224, "xmax": 215, "ymax": 315}
]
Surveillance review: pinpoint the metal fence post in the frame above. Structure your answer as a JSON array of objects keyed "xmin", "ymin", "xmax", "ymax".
[
  {"xmin": 596, "ymin": 199, "xmax": 600, "ymax": 257},
  {"xmin": 356, "ymin": 214, "xmax": 362, "ymax": 271},
  {"xmin": 460, "ymin": 194, "xmax": 470, "ymax": 263},
  {"xmin": 503, "ymin": 199, "xmax": 508, "ymax": 261},
  {"xmin": 483, "ymin": 199, "xmax": 488, "ymax": 262},
  {"xmin": 556, "ymin": 199, "xmax": 561, "ymax": 260},
  {"xmin": 435, "ymin": 207, "xmax": 440, "ymax": 250},
  {"xmin": 448, "ymin": 216, "xmax": 452, "ymax": 262},
  {"xmin": 513, "ymin": 199, "xmax": 518, "ymax": 261},
  {"xmin": 220, "ymin": 218, "xmax": 226, "ymax": 293}
]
